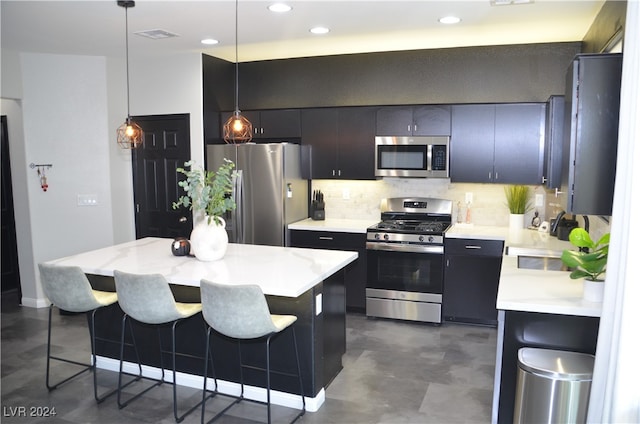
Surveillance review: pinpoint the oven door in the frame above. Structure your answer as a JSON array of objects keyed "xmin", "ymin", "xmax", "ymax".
[{"xmin": 366, "ymin": 246, "xmax": 444, "ymax": 294}]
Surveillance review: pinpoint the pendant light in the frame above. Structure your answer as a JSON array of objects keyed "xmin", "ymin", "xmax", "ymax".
[
  {"xmin": 116, "ymin": 0, "xmax": 144, "ymax": 149},
  {"xmin": 223, "ymin": 0, "xmax": 253, "ymax": 144}
]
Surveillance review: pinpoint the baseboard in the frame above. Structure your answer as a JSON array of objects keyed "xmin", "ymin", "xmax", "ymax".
[
  {"xmin": 20, "ymin": 296, "xmax": 49, "ymax": 308},
  {"xmin": 95, "ymin": 356, "xmax": 325, "ymax": 412}
]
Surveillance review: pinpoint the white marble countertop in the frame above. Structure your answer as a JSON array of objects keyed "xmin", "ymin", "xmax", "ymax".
[
  {"xmin": 497, "ymin": 256, "xmax": 601, "ymax": 317},
  {"xmin": 288, "ymin": 218, "xmax": 378, "ymax": 233},
  {"xmin": 45, "ymin": 237, "xmax": 358, "ymax": 298},
  {"xmin": 447, "ymin": 224, "xmax": 601, "ymax": 318}
]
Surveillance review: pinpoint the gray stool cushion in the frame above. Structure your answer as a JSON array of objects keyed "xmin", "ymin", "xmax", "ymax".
[
  {"xmin": 39, "ymin": 263, "xmax": 117, "ymax": 312},
  {"xmin": 114, "ymin": 270, "xmax": 201, "ymax": 324},
  {"xmin": 200, "ymin": 279, "xmax": 297, "ymax": 339}
]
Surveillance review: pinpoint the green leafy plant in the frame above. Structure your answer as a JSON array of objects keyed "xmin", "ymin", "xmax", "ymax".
[
  {"xmin": 561, "ymin": 228, "xmax": 609, "ymax": 281},
  {"xmin": 172, "ymin": 159, "xmax": 235, "ymax": 225},
  {"xmin": 504, "ymin": 185, "xmax": 532, "ymax": 214}
]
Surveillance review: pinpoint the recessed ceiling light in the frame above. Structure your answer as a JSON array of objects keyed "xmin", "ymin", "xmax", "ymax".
[
  {"xmin": 201, "ymin": 38, "xmax": 219, "ymax": 45},
  {"xmin": 134, "ymin": 29, "xmax": 179, "ymax": 40},
  {"xmin": 438, "ymin": 16, "xmax": 461, "ymax": 24},
  {"xmin": 268, "ymin": 3, "xmax": 292, "ymax": 13},
  {"xmin": 310, "ymin": 26, "xmax": 330, "ymax": 35}
]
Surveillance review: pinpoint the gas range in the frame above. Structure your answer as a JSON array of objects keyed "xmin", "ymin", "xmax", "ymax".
[{"xmin": 366, "ymin": 198, "xmax": 452, "ymax": 251}]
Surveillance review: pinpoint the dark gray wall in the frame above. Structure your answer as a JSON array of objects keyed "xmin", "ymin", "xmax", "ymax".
[
  {"xmin": 235, "ymin": 42, "xmax": 581, "ymax": 109},
  {"xmin": 582, "ymin": 0, "xmax": 627, "ymax": 53}
]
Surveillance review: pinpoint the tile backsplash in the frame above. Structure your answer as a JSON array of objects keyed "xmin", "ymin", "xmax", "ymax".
[{"xmin": 310, "ymin": 178, "xmax": 610, "ymax": 238}]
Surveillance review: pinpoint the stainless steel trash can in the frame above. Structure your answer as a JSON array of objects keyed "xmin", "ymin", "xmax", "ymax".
[{"xmin": 513, "ymin": 347, "xmax": 595, "ymax": 424}]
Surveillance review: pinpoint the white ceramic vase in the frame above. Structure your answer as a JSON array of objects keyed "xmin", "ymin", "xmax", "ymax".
[
  {"xmin": 189, "ymin": 216, "xmax": 228, "ymax": 262},
  {"xmin": 583, "ymin": 279, "xmax": 604, "ymax": 302},
  {"xmin": 509, "ymin": 213, "xmax": 525, "ymax": 230}
]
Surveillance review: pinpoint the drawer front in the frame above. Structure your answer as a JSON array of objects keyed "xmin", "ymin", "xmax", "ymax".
[
  {"xmin": 290, "ymin": 230, "xmax": 364, "ymax": 250},
  {"xmin": 445, "ymin": 238, "xmax": 504, "ymax": 256}
]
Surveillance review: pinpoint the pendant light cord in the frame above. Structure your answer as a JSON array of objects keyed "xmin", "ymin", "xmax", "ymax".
[
  {"xmin": 125, "ymin": 5, "xmax": 131, "ymax": 118},
  {"xmin": 234, "ymin": 0, "xmax": 239, "ymax": 113}
]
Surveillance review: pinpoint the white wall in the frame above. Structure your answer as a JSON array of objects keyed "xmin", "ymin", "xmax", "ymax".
[
  {"xmin": 2, "ymin": 49, "xmax": 205, "ymax": 307},
  {"xmin": 17, "ymin": 53, "xmax": 114, "ymax": 307},
  {"xmin": 108, "ymin": 52, "xmax": 204, "ymax": 244}
]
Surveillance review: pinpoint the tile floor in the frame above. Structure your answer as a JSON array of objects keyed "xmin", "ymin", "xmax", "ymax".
[{"xmin": 1, "ymin": 291, "xmax": 497, "ymax": 423}]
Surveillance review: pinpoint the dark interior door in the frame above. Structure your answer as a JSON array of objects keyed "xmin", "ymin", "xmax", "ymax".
[
  {"xmin": 1, "ymin": 116, "xmax": 21, "ymax": 295},
  {"xmin": 132, "ymin": 114, "xmax": 192, "ymax": 239}
]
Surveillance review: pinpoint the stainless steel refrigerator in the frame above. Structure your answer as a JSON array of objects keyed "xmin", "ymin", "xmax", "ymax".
[{"xmin": 206, "ymin": 143, "xmax": 308, "ymax": 247}]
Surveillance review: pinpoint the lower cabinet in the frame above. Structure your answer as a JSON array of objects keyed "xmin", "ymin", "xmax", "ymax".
[
  {"xmin": 443, "ymin": 238, "xmax": 504, "ymax": 326},
  {"xmin": 290, "ymin": 230, "xmax": 367, "ymax": 312}
]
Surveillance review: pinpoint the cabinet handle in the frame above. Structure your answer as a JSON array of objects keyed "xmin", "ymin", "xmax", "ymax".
[
  {"xmin": 414, "ymin": 124, "xmax": 418, "ymax": 132},
  {"xmin": 318, "ymin": 236, "xmax": 334, "ymax": 241},
  {"xmin": 465, "ymin": 245, "xmax": 482, "ymax": 250},
  {"xmin": 338, "ymin": 170, "xmax": 341, "ymax": 177},
  {"xmin": 332, "ymin": 170, "xmax": 336, "ymax": 176},
  {"xmin": 542, "ymin": 176, "xmax": 548, "ymax": 184},
  {"xmin": 555, "ymin": 187, "xmax": 564, "ymax": 197},
  {"xmin": 407, "ymin": 124, "xmax": 411, "ymax": 132}
]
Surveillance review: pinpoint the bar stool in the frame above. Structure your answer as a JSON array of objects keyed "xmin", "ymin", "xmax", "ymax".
[
  {"xmin": 199, "ymin": 279, "xmax": 305, "ymax": 424},
  {"xmin": 113, "ymin": 270, "xmax": 204, "ymax": 423},
  {"xmin": 38, "ymin": 263, "xmax": 119, "ymax": 403}
]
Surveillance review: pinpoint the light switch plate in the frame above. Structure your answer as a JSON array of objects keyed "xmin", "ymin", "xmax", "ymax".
[
  {"xmin": 77, "ymin": 194, "xmax": 98, "ymax": 206},
  {"xmin": 535, "ymin": 194, "xmax": 544, "ymax": 207}
]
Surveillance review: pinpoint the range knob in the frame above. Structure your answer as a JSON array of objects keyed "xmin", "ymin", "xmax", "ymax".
[
  {"xmin": 428, "ymin": 236, "xmax": 435, "ymax": 243},
  {"xmin": 418, "ymin": 235, "xmax": 425, "ymax": 242},
  {"xmin": 374, "ymin": 233, "xmax": 380, "ymax": 240},
  {"xmin": 383, "ymin": 234, "xmax": 389, "ymax": 241}
]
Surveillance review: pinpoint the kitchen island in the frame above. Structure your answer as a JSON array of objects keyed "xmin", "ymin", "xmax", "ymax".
[{"xmin": 45, "ymin": 237, "xmax": 358, "ymax": 411}]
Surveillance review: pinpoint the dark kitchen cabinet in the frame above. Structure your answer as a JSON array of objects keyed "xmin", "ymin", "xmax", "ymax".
[
  {"xmin": 543, "ymin": 95, "xmax": 565, "ymax": 189},
  {"xmin": 290, "ymin": 230, "xmax": 367, "ymax": 312},
  {"xmin": 450, "ymin": 103, "xmax": 545, "ymax": 184},
  {"xmin": 561, "ymin": 53, "xmax": 622, "ymax": 216},
  {"xmin": 300, "ymin": 107, "xmax": 376, "ymax": 180},
  {"xmin": 376, "ymin": 105, "xmax": 451, "ymax": 136},
  {"xmin": 220, "ymin": 109, "xmax": 301, "ymax": 139},
  {"xmin": 443, "ymin": 237, "xmax": 504, "ymax": 326}
]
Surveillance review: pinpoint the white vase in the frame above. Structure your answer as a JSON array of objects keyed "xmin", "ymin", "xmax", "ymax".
[
  {"xmin": 509, "ymin": 213, "xmax": 525, "ymax": 230},
  {"xmin": 583, "ymin": 279, "xmax": 604, "ymax": 302},
  {"xmin": 189, "ymin": 216, "xmax": 228, "ymax": 262}
]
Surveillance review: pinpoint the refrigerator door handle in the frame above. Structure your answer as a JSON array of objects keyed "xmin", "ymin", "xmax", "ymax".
[{"xmin": 234, "ymin": 170, "xmax": 244, "ymax": 244}]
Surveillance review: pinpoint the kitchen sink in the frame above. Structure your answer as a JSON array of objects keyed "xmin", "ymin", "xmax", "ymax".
[
  {"xmin": 505, "ymin": 246, "xmax": 570, "ymax": 271},
  {"xmin": 517, "ymin": 256, "xmax": 569, "ymax": 271}
]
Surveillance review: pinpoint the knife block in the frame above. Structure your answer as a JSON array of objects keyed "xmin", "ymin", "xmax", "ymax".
[{"xmin": 311, "ymin": 201, "xmax": 325, "ymax": 220}]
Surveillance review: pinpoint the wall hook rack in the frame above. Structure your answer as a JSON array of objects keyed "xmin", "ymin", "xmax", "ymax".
[{"xmin": 30, "ymin": 163, "xmax": 53, "ymax": 192}]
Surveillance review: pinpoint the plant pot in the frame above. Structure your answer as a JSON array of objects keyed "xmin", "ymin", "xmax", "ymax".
[
  {"xmin": 189, "ymin": 217, "xmax": 228, "ymax": 261},
  {"xmin": 583, "ymin": 279, "xmax": 604, "ymax": 302},
  {"xmin": 509, "ymin": 214, "xmax": 525, "ymax": 230}
]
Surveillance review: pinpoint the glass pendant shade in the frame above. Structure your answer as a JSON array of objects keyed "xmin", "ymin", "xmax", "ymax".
[
  {"xmin": 117, "ymin": 116, "xmax": 144, "ymax": 149},
  {"xmin": 223, "ymin": 110, "xmax": 253, "ymax": 143}
]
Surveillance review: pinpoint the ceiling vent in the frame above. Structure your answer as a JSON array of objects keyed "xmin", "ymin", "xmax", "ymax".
[{"xmin": 134, "ymin": 29, "xmax": 179, "ymax": 40}]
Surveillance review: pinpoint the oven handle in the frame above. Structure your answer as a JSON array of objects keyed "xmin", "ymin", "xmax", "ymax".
[{"xmin": 366, "ymin": 242, "xmax": 444, "ymax": 254}]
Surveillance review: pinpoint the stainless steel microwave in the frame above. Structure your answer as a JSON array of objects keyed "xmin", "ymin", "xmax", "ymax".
[{"xmin": 375, "ymin": 136, "xmax": 450, "ymax": 178}]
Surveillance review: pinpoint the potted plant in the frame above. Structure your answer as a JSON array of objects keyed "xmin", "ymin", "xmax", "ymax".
[
  {"xmin": 172, "ymin": 159, "xmax": 235, "ymax": 261},
  {"xmin": 504, "ymin": 185, "xmax": 531, "ymax": 230},
  {"xmin": 560, "ymin": 228, "xmax": 609, "ymax": 302}
]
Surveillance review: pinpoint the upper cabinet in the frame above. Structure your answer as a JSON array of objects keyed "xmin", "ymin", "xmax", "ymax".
[
  {"xmin": 301, "ymin": 107, "xmax": 377, "ymax": 180},
  {"xmin": 543, "ymin": 95, "xmax": 565, "ymax": 189},
  {"xmin": 376, "ymin": 105, "xmax": 451, "ymax": 136},
  {"xmin": 561, "ymin": 53, "xmax": 622, "ymax": 216},
  {"xmin": 450, "ymin": 103, "xmax": 546, "ymax": 184},
  {"xmin": 220, "ymin": 109, "xmax": 301, "ymax": 139}
]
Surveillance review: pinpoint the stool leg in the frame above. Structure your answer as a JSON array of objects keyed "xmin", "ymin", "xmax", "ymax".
[
  {"xmin": 291, "ymin": 327, "xmax": 306, "ymax": 421},
  {"xmin": 89, "ymin": 308, "xmax": 118, "ymax": 403},
  {"xmin": 117, "ymin": 315, "xmax": 157, "ymax": 409},
  {"xmin": 45, "ymin": 305, "xmax": 92, "ymax": 391},
  {"xmin": 266, "ymin": 334, "xmax": 273, "ymax": 424}
]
